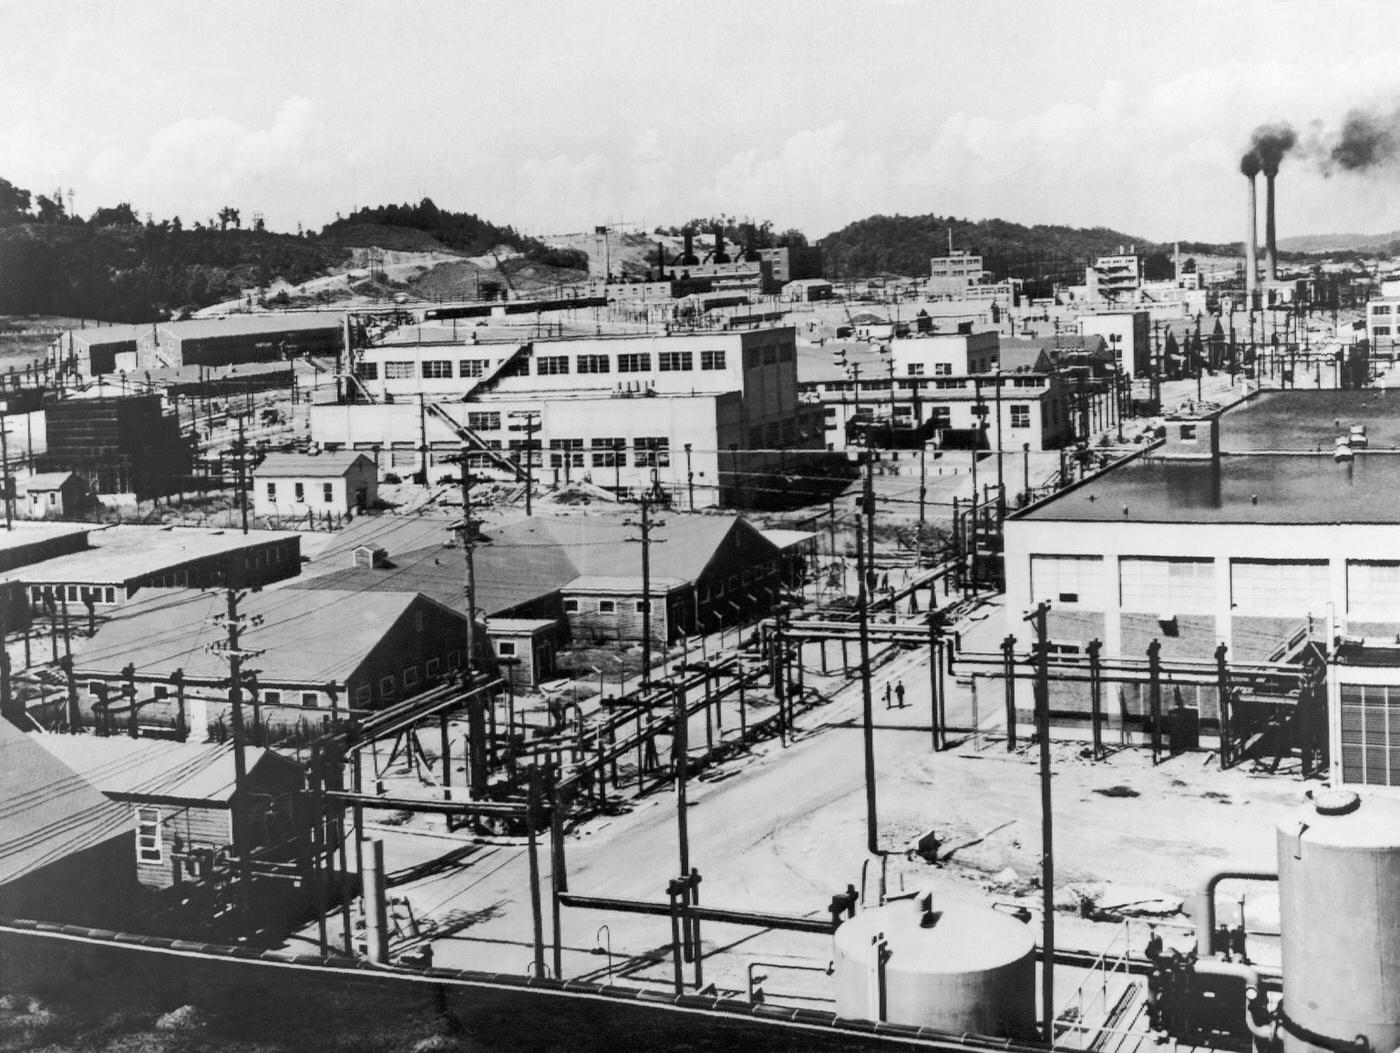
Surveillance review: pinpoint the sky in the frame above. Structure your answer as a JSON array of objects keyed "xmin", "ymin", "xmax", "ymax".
[{"xmin": 5, "ymin": 0, "xmax": 1400, "ymax": 243}]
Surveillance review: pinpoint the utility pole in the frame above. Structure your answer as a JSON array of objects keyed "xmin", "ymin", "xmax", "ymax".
[
  {"xmin": 993, "ymin": 368, "xmax": 1004, "ymax": 520},
  {"xmin": 855, "ymin": 515, "xmax": 879, "ymax": 856},
  {"xmin": 417, "ymin": 393, "xmax": 430, "ymax": 491},
  {"xmin": 629, "ymin": 498, "xmax": 664, "ymax": 687},
  {"xmin": 1025, "ymin": 601, "xmax": 1054, "ymax": 1046},
  {"xmin": 917, "ymin": 445, "xmax": 927, "ymax": 556},
  {"xmin": 234, "ymin": 416, "xmax": 248, "ymax": 535},
  {"xmin": 684, "ymin": 443, "xmax": 694, "ymax": 510},
  {"xmin": 457, "ymin": 449, "xmax": 478, "ymax": 675},
  {"xmin": 221, "ymin": 587, "xmax": 258, "ymax": 916},
  {"xmin": 862, "ymin": 442, "xmax": 876, "ymax": 592},
  {"xmin": 509, "ymin": 410, "xmax": 540, "ymax": 516},
  {"xmin": 0, "ymin": 412, "xmax": 11, "ymax": 530}
]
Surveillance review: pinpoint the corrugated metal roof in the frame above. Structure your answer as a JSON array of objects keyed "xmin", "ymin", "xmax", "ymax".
[{"xmin": 0, "ymin": 721, "xmax": 131, "ymax": 885}]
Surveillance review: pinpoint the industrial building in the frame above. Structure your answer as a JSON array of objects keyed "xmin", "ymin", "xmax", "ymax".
[
  {"xmin": 2, "ymin": 524, "xmax": 302, "ymax": 612},
  {"xmin": 290, "ymin": 511, "xmax": 806, "ymax": 654},
  {"xmin": 317, "ymin": 327, "xmax": 837, "ymax": 507},
  {"xmin": 40, "ymin": 394, "xmax": 192, "ymax": 498},
  {"xmin": 53, "ymin": 314, "xmax": 346, "ymax": 376},
  {"xmin": 1003, "ymin": 389, "xmax": 1400, "ymax": 787},
  {"xmin": 928, "ymin": 251, "xmax": 985, "ymax": 293},
  {"xmin": 68, "ymin": 587, "xmax": 493, "ymax": 732},
  {"xmin": 1077, "ymin": 311, "xmax": 1151, "ymax": 377},
  {"xmin": 797, "ymin": 336, "xmax": 1082, "ymax": 452}
]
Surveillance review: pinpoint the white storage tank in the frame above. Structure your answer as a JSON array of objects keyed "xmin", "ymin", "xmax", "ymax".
[
  {"xmin": 832, "ymin": 895, "xmax": 1036, "ymax": 1039},
  {"xmin": 1277, "ymin": 789, "xmax": 1400, "ymax": 1053}
]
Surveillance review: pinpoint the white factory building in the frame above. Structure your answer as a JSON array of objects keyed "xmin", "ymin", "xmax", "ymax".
[
  {"xmin": 1002, "ymin": 389, "xmax": 1400, "ymax": 790},
  {"xmin": 312, "ymin": 328, "xmax": 827, "ymax": 507},
  {"xmin": 797, "ymin": 332, "xmax": 1082, "ymax": 453}
]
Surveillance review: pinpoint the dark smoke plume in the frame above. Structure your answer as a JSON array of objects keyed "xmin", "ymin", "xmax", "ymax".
[
  {"xmin": 1329, "ymin": 108, "xmax": 1400, "ymax": 172},
  {"xmin": 1240, "ymin": 151, "xmax": 1261, "ymax": 178},
  {"xmin": 1248, "ymin": 122, "xmax": 1297, "ymax": 176}
]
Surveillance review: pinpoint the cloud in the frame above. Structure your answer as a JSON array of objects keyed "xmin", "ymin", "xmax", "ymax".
[{"xmin": 84, "ymin": 97, "xmax": 342, "ymax": 228}]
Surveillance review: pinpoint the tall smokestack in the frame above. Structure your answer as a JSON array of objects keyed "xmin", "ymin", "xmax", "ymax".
[
  {"xmin": 1264, "ymin": 173, "xmax": 1278, "ymax": 283},
  {"xmin": 656, "ymin": 241, "xmax": 666, "ymax": 277},
  {"xmin": 1241, "ymin": 150, "xmax": 1261, "ymax": 307},
  {"xmin": 681, "ymin": 229, "xmax": 697, "ymax": 266},
  {"xmin": 713, "ymin": 224, "xmax": 729, "ymax": 264}
]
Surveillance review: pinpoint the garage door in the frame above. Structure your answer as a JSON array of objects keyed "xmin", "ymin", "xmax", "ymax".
[
  {"xmin": 1339, "ymin": 683, "xmax": 1400, "ymax": 787},
  {"xmin": 1120, "ymin": 557, "xmax": 1215, "ymax": 614},
  {"xmin": 1230, "ymin": 560, "xmax": 1329, "ymax": 616},
  {"xmin": 1030, "ymin": 555, "xmax": 1105, "ymax": 608},
  {"xmin": 1348, "ymin": 561, "xmax": 1400, "ymax": 622}
]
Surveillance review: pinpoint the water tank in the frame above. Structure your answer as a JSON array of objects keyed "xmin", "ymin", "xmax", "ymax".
[
  {"xmin": 831, "ymin": 896, "xmax": 1035, "ymax": 1039},
  {"xmin": 1277, "ymin": 790, "xmax": 1400, "ymax": 1053}
]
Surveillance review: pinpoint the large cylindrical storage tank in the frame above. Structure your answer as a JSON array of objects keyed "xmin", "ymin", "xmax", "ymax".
[
  {"xmin": 832, "ymin": 897, "xmax": 1036, "ymax": 1039},
  {"xmin": 1277, "ymin": 790, "xmax": 1400, "ymax": 1053}
]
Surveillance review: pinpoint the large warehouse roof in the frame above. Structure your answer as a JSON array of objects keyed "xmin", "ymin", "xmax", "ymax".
[{"xmin": 1019, "ymin": 389, "xmax": 1400, "ymax": 525}]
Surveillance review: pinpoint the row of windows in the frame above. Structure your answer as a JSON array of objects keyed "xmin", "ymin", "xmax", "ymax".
[
  {"xmin": 35, "ymin": 585, "xmax": 118, "ymax": 605},
  {"xmin": 563, "ymin": 598, "xmax": 649, "ymax": 614},
  {"xmin": 540, "ymin": 437, "xmax": 669, "ymax": 467},
  {"xmin": 266, "ymin": 481, "xmax": 335, "ymax": 503},
  {"xmin": 1030, "ymin": 556, "xmax": 1400, "ymax": 617},
  {"xmin": 360, "ymin": 359, "xmax": 490, "ymax": 381},
  {"xmin": 1376, "ymin": 326, "xmax": 1392, "ymax": 337},
  {"xmin": 353, "ymin": 652, "xmax": 461, "ymax": 705},
  {"xmin": 743, "ymin": 345, "xmax": 795, "ymax": 368}
]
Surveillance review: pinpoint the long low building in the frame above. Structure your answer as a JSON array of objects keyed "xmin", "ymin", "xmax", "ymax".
[
  {"xmin": 53, "ymin": 313, "xmax": 346, "ymax": 376},
  {"xmin": 1002, "ymin": 388, "xmax": 1400, "ymax": 789},
  {"xmin": 1, "ymin": 525, "xmax": 302, "ymax": 612}
]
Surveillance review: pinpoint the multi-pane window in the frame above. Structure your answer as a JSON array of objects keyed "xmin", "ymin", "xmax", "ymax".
[
  {"xmin": 1230, "ymin": 560, "xmax": 1329, "ymax": 616},
  {"xmin": 1348, "ymin": 561, "xmax": 1400, "ymax": 621},
  {"xmin": 634, "ymin": 437, "xmax": 670, "ymax": 467},
  {"xmin": 294, "ymin": 482, "xmax": 305, "ymax": 502},
  {"xmin": 1010, "ymin": 404, "xmax": 1031, "ymax": 429},
  {"xmin": 658, "ymin": 351, "xmax": 693, "ymax": 371},
  {"xmin": 598, "ymin": 600, "xmax": 616, "ymax": 614},
  {"xmin": 617, "ymin": 353, "xmax": 651, "ymax": 372},
  {"xmin": 459, "ymin": 359, "xmax": 485, "ymax": 378},
  {"xmin": 137, "ymin": 807, "xmax": 162, "ymax": 863},
  {"xmin": 357, "ymin": 362, "xmax": 379, "ymax": 380},
  {"xmin": 550, "ymin": 438, "xmax": 585, "ymax": 468},
  {"xmin": 1119, "ymin": 558, "xmax": 1215, "ymax": 613},
  {"xmin": 323, "ymin": 482, "xmax": 334, "ymax": 503},
  {"xmin": 592, "ymin": 438, "xmax": 624, "ymax": 467},
  {"xmin": 466, "ymin": 412, "xmax": 501, "ymax": 431},
  {"xmin": 1339, "ymin": 683, "xmax": 1400, "ymax": 786},
  {"xmin": 933, "ymin": 363, "xmax": 953, "ymax": 375},
  {"xmin": 701, "ymin": 350, "xmax": 726, "ymax": 370},
  {"xmin": 1030, "ymin": 555, "xmax": 1105, "ymax": 607},
  {"xmin": 266, "ymin": 482, "xmax": 276, "ymax": 500},
  {"xmin": 907, "ymin": 363, "xmax": 925, "ymax": 376},
  {"xmin": 577, "ymin": 355, "xmax": 610, "ymax": 374},
  {"xmin": 422, "ymin": 360, "xmax": 452, "ymax": 379},
  {"xmin": 537, "ymin": 355, "xmax": 570, "ymax": 375},
  {"xmin": 384, "ymin": 361, "xmax": 415, "ymax": 379},
  {"xmin": 1376, "ymin": 326, "xmax": 1393, "ymax": 337}
]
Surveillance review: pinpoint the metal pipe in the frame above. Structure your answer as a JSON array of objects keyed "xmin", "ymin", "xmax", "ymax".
[
  {"xmin": 557, "ymin": 892, "xmax": 836, "ymax": 934},
  {"xmin": 1194, "ymin": 870, "xmax": 1277, "ymax": 957}
]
